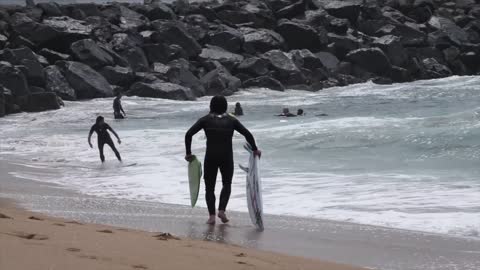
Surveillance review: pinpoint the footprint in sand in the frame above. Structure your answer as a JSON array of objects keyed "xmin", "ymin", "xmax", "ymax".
[
  {"xmin": 97, "ymin": 229, "xmax": 114, "ymax": 234},
  {"xmin": 65, "ymin": 221, "xmax": 84, "ymax": 225},
  {"xmin": 235, "ymin": 253, "xmax": 246, "ymax": 258},
  {"xmin": 153, "ymin": 233, "xmax": 180, "ymax": 241},
  {"xmin": 28, "ymin": 216, "xmax": 44, "ymax": 221},
  {"xmin": 0, "ymin": 213, "xmax": 12, "ymax": 219},
  {"xmin": 79, "ymin": 255, "xmax": 98, "ymax": 260},
  {"xmin": 53, "ymin": 223, "xmax": 66, "ymax": 227},
  {"xmin": 132, "ymin": 264, "xmax": 148, "ymax": 269},
  {"xmin": 10, "ymin": 231, "xmax": 49, "ymax": 240},
  {"xmin": 66, "ymin": 248, "xmax": 81, "ymax": 252}
]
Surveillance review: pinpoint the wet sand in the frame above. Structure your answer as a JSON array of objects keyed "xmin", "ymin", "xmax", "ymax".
[{"xmin": 1, "ymin": 160, "xmax": 480, "ymax": 270}]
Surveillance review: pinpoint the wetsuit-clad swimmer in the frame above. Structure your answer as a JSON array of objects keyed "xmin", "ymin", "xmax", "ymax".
[
  {"xmin": 297, "ymin": 109, "xmax": 304, "ymax": 116},
  {"xmin": 277, "ymin": 108, "xmax": 296, "ymax": 117},
  {"xmin": 185, "ymin": 96, "xmax": 261, "ymax": 225},
  {"xmin": 88, "ymin": 116, "xmax": 122, "ymax": 163},
  {"xmin": 234, "ymin": 102, "xmax": 244, "ymax": 116},
  {"xmin": 113, "ymin": 93, "xmax": 126, "ymax": 119}
]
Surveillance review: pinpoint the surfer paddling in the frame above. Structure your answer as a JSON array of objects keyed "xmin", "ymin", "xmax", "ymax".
[
  {"xmin": 185, "ymin": 96, "xmax": 261, "ymax": 225},
  {"xmin": 88, "ymin": 116, "xmax": 122, "ymax": 163}
]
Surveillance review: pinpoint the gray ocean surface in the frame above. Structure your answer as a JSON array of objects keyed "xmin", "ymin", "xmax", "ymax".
[{"xmin": 0, "ymin": 77, "xmax": 479, "ymax": 239}]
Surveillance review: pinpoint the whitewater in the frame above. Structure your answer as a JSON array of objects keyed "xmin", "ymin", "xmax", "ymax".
[{"xmin": 0, "ymin": 76, "xmax": 479, "ymax": 239}]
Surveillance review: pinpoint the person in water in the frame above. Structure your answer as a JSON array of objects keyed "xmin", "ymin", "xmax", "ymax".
[
  {"xmin": 233, "ymin": 102, "xmax": 244, "ymax": 116},
  {"xmin": 297, "ymin": 109, "xmax": 304, "ymax": 116},
  {"xmin": 277, "ymin": 108, "xmax": 296, "ymax": 117},
  {"xmin": 88, "ymin": 116, "xmax": 122, "ymax": 163},
  {"xmin": 185, "ymin": 96, "xmax": 261, "ymax": 225},
  {"xmin": 113, "ymin": 92, "xmax": 126, "ymax": 119}
]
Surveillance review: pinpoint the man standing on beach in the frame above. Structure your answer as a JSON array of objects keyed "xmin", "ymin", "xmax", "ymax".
[
  {"xmin": 88, "ymin": 116, "xmax": 122, "ymax": 163},
  {"xmin": 113, "ymin": 93, "xmax": 126, "ymax": 119},
  {"xmin": 185, "ymin": 96, "xmax": 261, "ymax": 225}
]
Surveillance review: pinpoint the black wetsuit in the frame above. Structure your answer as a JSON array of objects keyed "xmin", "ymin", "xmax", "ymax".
[
  {"xmin": 90, "ymin": 123, "xmax": 121, "ymax": 162},
  {"xmin": 113, "ymin": 97, "xmax": 124, "ymax": 119},
  {"xmin": 185, "ymin": 113, "xmax": 258, "ymax": 215}
]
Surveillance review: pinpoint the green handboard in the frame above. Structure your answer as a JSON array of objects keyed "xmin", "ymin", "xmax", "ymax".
[{"xmin": 188, "ymin": 156, "xmax": 202, "ymax": 208}]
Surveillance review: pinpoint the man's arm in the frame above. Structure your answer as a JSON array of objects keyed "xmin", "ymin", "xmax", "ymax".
[
  {"xmin": 233, "ymin": 119, "xmax": 258, "ymax": 151},
  {"xmin": 88, "ymin": 126, "xmax": 94, "ymax": 148},
  {"xmin": 185, "ymin": 119, "xmax": 204, "ymax": 157},
  {"xmin": 107, "ymin": 125, "xmax": 121, "ymax": 144},
  {"xmin": 120, "ymin": 102, "xmax": 126, "ymax": 115}
]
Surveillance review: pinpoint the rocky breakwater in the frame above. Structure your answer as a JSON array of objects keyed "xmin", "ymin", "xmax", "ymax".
[{"xmin": 0, "ymin": 0, "xmax": 479, "ymax": 117}]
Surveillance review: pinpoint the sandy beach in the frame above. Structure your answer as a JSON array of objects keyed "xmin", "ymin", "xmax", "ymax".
[{"xmin": 0, "ymin": 199, "xmax": 364, "ymax": 270}]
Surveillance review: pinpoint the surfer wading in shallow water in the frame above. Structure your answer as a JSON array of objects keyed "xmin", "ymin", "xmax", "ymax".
[
  {"xmin": 88, "ymin": 116, "xmax": 122, "ymax": 163},
  {"xmin": 113, "ymin": 92, "xmax": 126, "ymax": 119},
  {"xmin": 185, "ymin": 96, "xmax": 262, "ymax": 225}
]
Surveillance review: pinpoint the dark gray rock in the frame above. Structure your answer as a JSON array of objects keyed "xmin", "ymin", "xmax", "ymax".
[
  {"xmin": 236, "ymin": 57, "xmax": 270, "ymax": 77},
  {"xmin": 207, "ymin": 25, "xmax": 244, "ymax": 53},
  {"xmin": 262, "ymin": 50, "xmax": 307, "ymax": 85},
  {"xmin": 0, "ymin": 34, "xmax": 7, "ymax": 49},
  {"xmin": 27, "ymin": 86, "xmax": 44, "ymax": 93},
  {"xmin": 241, "ymin": 27, "xmax": 285, "ymax": 54},
  {"xmin": 428, "ymin": 16, "xmax": 469, "ymax": 46},
  {"xmin": 460, "ymin": 51, "xmax": 480, "ymax": 71},
  {"xmin": 71, "ymin": 39, "xmax": 114, "ymax": 69},
  {"xmin": 19, "ymin": 92, "xmax": 61, "ymax": 112},
  {"xmin": 37, "ymin": 2, "xmax": 62, "ymax": 17},
  {"xmin": 128, "ymin": 81, "xmax": 195, "ymax": 100},
  {"xmin": 183, "ymin": 14, "xmax": 209, "ymax": 41},
  {"xmin": 200, "ymin": 64, "xmax": 242, "ymax": 96},
  {"xmin": 100, "ymin": 66, "xmax": 135, "ymax": 87},
  {"xmin": 324, "ymin": 0, "xmax": 363, "ymax": 24},
  {"xmin": 304, "ymin": 9, "xmax": 331, "ymax": 28},
  {"xmin": 289, "ymin": 49, "xmax": 325, "ymax": 70},
  {"xmin": 1, "ymin": 47, "xmax": 46, "ymax": 86},
  {"xmin": 327, "ymin": 33, "xmax": 362, "ymax": 59},
  {"xmin": 39, "ymin": 49, "xmax": 72, "ymax": 63},
  {"xmin": 167, "ymin": 59, "xmax": 205, "ymax": 97},
  {"xmin": 376, "ymin": 23, "xmax": 426, "ymax": 46},
  {"xmin": 44, "ymin": 65, "xmax": 76, "ymax": 101},
  {"xmin": 420, "ymin": 57, "xmax": 452, "ymax": 78},
  {"xmin": 143, "ymin": 43, "xmax": 187, "ymax": 64},
  {"xmin": 328, "ymin": 18, "xmax": 350, "ymax": 34},
  {"xmin": 144, "ymin": 2, "xmax": 176, "ymax": 21},
  {"xmin": 9, "ymin": 13, "xmax": 58, "ymax": 45},
  {"xmin": 120, "ymin": 46, "xmax": 150, "ymax": 72},
  {"xmin": 243, "ymin": 76, "xmax": 285, "ymax": 91},
  {"xmin": 199, "ymin": 46, "xmax": 244, "ymax": 71},
  {"xmin": 151, "ymin": 20, "xmax": 202, "ymax": 58},
  {"xmin": 61, "ymin": 3, "xmax": 102, "ymax": 18},
  {"xmin": 346, "ymin": 48, "xmax": 392, "ymax": 75},
  {"xmin": 57, "ymin": 61, "xmax": 113, "ymax": 99},
  {"xmin": 389, "ymin": 65, "xmax": 412, "ymax": 82},
  {"xmin": 102, "ymin": 4, "xmax": 148, "ymax": 31},
  {"xmin": 216, "ymin": 1, "xmax": 275, "ymax": 29},
  {"xmin": 443, "ymin": 46, "xmax": 460, "ymax": 63},
  {"xmin": 0, "ymin": 85, "xmax": 4, "ymax": 117},
  {"xmin": 110, "ymin": 32, "xmax": 143, "ymax": 52},
  {"xmin": 315, "ymin": 51, "xmax": 340, "ymax": 71},
  {"xmin": 372, "ymin": 35, "xmax": 407, "ymax": 67},
  {"xmin": 276, "ymin": 19, "xmax": 327, "ymax": 52},
  {"xmin": 0, "ymin": 61, "xmax": 29, "ymax": 97}
]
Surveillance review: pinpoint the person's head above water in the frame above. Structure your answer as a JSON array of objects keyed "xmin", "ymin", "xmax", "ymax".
[
  {"xmin": 210, "ymin": 95, "xmax": 228, "ymax": 114},
  {"xmin": 297, "ymin": 109, "xmax": 304, "ymax": 115},
  {"xmin": 235, "ymin": 102, "xmax": 241, "ymax": 108},
  {"xmin": 116, "ymin": 92, "xmax": 122, "ymax": 98},
  {"xmin": 96, "ymin": 116, "xmax": 105, "ymax": 125}
]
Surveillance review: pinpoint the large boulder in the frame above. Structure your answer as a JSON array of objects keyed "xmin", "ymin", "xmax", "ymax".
[
  {"xmin": 289, "ymin": 49, "xmax": 325, "ymax": 70},
  {"xmin": 9, "ymin": 13, "xmax": 59, "ymax": 45},
  {"xmin": 144, "ymin": 2, "xmax": 176, "ymax": 21},
  {"xmin": 315, "ymin": 51, "xmax": 340, "ymax": 71},
  {"xmin": 0, "ymin": 61, "xmax": 30, "ymax": 97},
  {"xmin": 420, "ymin": 58, "xmax": 452, "ymax": 79},
  {"xmin": 199, "ymin": 46, "xmax": 244, "ymax": 71},
  {"xmin": 57, "ymin": 61, "xmax": 113, "ymax": 99},
  {"xmin": 262, "ymin": 50, "xmax": 307, "ymax": 85},
  {"xmin": 273, "ymin": 0, "xmax": 307, "ymax": 19},
  {"xmin": 428, "ymin": 16, "xmax": 469, "ymax": 46},
  {"xmin": 241, "ymin": 27, "xmax": 285, "ymax": 54},
  {"xmin": 1, "ymin": 47, "xmax": 45, "ymax": 87},
  {"xmin": 276, "ymin": 19, "xmax": 327, "ymax": 52},
  {"xmin": 372, "ymin": 35, "xmax": 408, "ymax": 67},
  {"xmin": 200, "ymin": 64, "xmax": 242, "ymax": 96},
  {"xmin": 37, "ymin": 2, "xmax": 63, "ymax": 17},
  {"xmin": 243, "ymin": 76, "xmax": 285, "ymax": 91},
  {"xmin": 183, "ymin": 14, "xmax": 210, "ymax": 42},
  {"xmin": 328, "ymin": 33, "xmax": 362, "ymax": 59},
  {"xmin": 375, "ymin": 23, "xmax": 426, "ymax": 46},
  {"xmin": 206, "ymin": 25, "xmax": 244, "ymax": 53},
  {"xmin": 119, "ymin": 46, "xmax": 150, "ymax": 72},
  {"xmin": 216, "ymin": 1, "xmax": 275, "ymax": 29},
  {"xmin": 143, "ymin": 43, "xmax": 187, "ymax": 64},
  {"xmin": 70, "ymin": 39, "xmax": 114, "ymax": 69},
  {"xmin": 151, "ymin": 20, "xmax": 202, "ymax": 58},
  {"xmin": 324, "ymin": 0, "xmax": 363, "ymax": 24},
  {"xmin": 19, "ymin": 92, "xmax": 61, "ymax": 112},
  {"xmin": 167, "ymin": 59, "xmax": 205, "ymax": 97},
  {"xmin": 100, "ymin": 66, "xmax": 135, "ymax": 87},
  {"xmin": 346, "ymin": 48, "xmax": 392, "ymax": 75},
  {"xmin": 236, "ymin": 57, "xmax": 270, "ymax": 77},
  {"xmin": 44, "ymin": 65, "xmax": 76, "ymax": 101},
  {"xmin": 101, "ymin": 4, "xmax": 149, "ymax": 31},
  {"xmin": 128, "ymin": 81, "xmax": 195, "ymax": 100}
]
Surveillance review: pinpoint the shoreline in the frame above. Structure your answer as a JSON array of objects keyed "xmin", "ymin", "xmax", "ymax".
[{"xmin": 1, "ymin": 159, "xmax": 480, "ymax": 270}]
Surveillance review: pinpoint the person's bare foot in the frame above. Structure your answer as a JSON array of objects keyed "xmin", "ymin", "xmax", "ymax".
[
  {"xmin": 218, "ymin": 211, "xmax": 229, "ymax": 223},
  {"xmin": 206, "ymin": 215, "xmax": 216, "ymax": 225}
]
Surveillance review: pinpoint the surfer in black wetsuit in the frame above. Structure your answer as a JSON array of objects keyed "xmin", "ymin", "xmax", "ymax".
[
  {"xmin": 185, "ymin": 96, "xmax": 261, "ymax": 225},
  {"xmin": 88, "ymin": 116, "xmax": 122, "ymax": 163},
  {"xmin": 113, "ymin": 93, "xmax": 126, "ymax": 119},
  {"xmin": 233, "ymin": 102, "xmax": 244, "ymax": 116}
]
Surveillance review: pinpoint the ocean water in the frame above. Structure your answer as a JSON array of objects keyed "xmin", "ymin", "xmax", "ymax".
[{"xmin": 1, "ymin": 76, "xmax": 480, "ymax": 239}]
